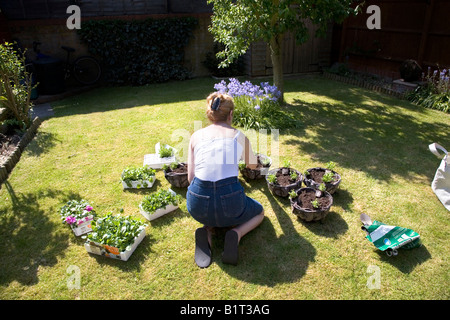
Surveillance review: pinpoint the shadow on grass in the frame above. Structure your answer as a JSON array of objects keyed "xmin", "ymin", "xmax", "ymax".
[
  {"xmin": 283, "ymin": 81, "xmax": 450, "ymax": 183},
  {"xmin": 49, "ymin": 77, "xmax": 217, "ymax": 118},
  {"xmin": 215, "ymin": 179, "xmax": 317, "ymax": 286},
  {"xmin": 375, "ymin": 245, "xmax": 431, "ymax": 274},
  {"xmin": 0, "ymin": 182, "xmax": 80, "ymax": 286}
]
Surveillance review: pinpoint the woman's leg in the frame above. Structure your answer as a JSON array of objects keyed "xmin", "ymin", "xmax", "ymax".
[{"xmin": 222, "ymin": 210, "xmax": 264, "ymax": 265}]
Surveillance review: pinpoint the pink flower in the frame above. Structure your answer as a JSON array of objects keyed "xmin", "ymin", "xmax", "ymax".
[
  {"xmin": 85, "ymin": 205, "xmax": 93, "ymax": 212},
  {"xmin": 65, "ymin": 216, "xmax": 77, "ymax": 225}
]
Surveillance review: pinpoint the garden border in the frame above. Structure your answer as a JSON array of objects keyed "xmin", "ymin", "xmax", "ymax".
[
  {"xmin": 323, "ymin": 71, "xmax": 405, "ymax": 99},
  {"xmin": 0, "ymin": 116, "xmax": 41, "ymax": 188}
]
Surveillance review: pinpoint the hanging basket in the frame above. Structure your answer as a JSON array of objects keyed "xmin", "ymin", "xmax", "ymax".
[
  {"xmin": 265, "ymin": 167, "xmax": 303, "ymax": 197},
  {"xmin": 164, "ymin": 163, "xmax": 189, "ymax": 188},
  {"xmin": 303, "ymin": 167, "xmax": 341, "ymax": 194},
  {"xmin": 290, "ymin": 187, "xmax": 333, "ymax": 222}
]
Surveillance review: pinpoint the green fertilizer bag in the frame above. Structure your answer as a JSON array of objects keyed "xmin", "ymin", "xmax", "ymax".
[{"xmin": 360, "ymin": 213, "xmax": 421, "ymax": 256}]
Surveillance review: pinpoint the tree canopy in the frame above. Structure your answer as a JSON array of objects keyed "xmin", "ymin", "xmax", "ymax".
[{"xmin": 208, "ymin": 0, "xmax": 362, "ymax": 100}]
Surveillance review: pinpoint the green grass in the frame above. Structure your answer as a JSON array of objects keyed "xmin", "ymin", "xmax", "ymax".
[{"xmin": 0, "ymin": 75, "xmax": 449, "ymax": 300}]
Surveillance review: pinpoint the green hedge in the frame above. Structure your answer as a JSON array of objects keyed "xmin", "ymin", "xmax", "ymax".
[{"xmin": 77, "ymin": 17, "xmax": 198, "ymax": 85}]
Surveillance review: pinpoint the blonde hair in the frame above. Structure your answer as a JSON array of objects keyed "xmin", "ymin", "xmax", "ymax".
[{"xmin": 206, "ymin": 92, "xmax": 234, "ymax": 123}]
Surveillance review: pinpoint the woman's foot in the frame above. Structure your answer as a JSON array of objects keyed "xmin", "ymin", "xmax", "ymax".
[
  {"xmin": 195, "ymin": 227, "xmax": 212, "ymax": 268},
  {"xmin": 222, "ymin": 229, "xmax": 239, "ymax": 265}
]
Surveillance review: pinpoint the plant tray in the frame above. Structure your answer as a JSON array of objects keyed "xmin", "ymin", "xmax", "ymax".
[
  {"xmin": 70, "ymin": 215, "xmax": 94, "ymax": 236},
  {"xmin": 84, "ymin": 228, "xmax": 146, "ymax": 261},
  {"xmin": 139, "ymin": 203, "xmax": 179, "ymax": 221},
  {"xmin": 122, "ymin": 179, "xmax": 155, "ymax": 189},
  {"xmin": 143, "ymin": 143, "xmax": 178, "ymax": 169},
  {"xmin": 143, "ymin": 153, "xmax": 176, "ymax": 169}
]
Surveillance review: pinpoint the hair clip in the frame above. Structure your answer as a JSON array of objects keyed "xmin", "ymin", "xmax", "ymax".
[{"xmin": 211, "ymin": 97, "xmax": 221, "ymax": 111}]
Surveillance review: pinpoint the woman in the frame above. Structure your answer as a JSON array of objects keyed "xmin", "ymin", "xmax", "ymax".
[{"xmin": 187, "ymin": 92, "xmax": 265, "ymax": 268}]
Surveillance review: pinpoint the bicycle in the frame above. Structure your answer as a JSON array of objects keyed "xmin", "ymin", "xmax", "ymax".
[{"xmin": 33, "ymin": 41, "xmax": 102, "ymax": 86}]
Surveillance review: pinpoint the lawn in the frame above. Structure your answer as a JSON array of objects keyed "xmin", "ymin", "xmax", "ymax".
[{"xmin": 0, "ymin": 75, "xmax": 448, "ymax": 300}]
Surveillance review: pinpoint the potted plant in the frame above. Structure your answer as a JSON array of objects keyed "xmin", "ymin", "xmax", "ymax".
[
  {"xmin": 239, "ymin": 153, "xmax": 272, "ymax": 180},
  {"xmin": 121, "ymin": 165, "xmax": 156, "ymax": 189},
  {"xmin": 163, "ymin": 161, "xmax": 189, "ymax": 188},
  {"xmin": 265, "ymin": 160, "xmax": 303, "ymax": 197},
  {"xmin": 59, "ymin": 199, "xmax": 96, "ymax": 236},
  {"xmin": 143, "ymin": 143, "xmax": 177, "ymax": 169},
  {"xmin": 303, "ymin": 161, "xmax": 341, "ymax": 194},
  {"xmin": 289, "ymin": 186, "xmax": 333, "ymax": 222},
  {"xmin": 139, "ymin": 188, "xmax": 182, "ymax": 221},
  {"xmin": 84, "ymin": 212, "xmax": 147, "ymax": 261}
]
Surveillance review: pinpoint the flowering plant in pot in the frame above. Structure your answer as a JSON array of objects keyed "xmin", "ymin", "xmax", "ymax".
[
  {"xmin": 239, "ymin": 154, "xmax": 271, "ymax": 180},
  {"xmin": 59, "ymin": 199, "xmax": 96, "ymax": 236},
  {"xmin": 162, "ymin": 161, "xmax": 189, "ymax": 188},
  {"xmin": 121, "ymin": 165, "xmax": 156, "ymax": 189},
  {"xmin": 289, "ymin": 186, "xmax": 333, "ymax": 222},
  {"xmin": 139, "ymin": 188, "xmax": 182, "ymax": 221},
  {"xmin": 85, "ymin": 212, "xmax": 147, "ymax": 261},
  {"xmin": 265, "ymin": 160, "xmax": 303, "ymax": 197},
  {"xmin": 304, "ymin": 161, "xmax": 341, "ymax": 194}
]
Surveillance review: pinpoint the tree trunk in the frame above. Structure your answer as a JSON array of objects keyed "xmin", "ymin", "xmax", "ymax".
[{"xmin": 269, "ymin": 33, "xmax": 284, "ymax": 102}]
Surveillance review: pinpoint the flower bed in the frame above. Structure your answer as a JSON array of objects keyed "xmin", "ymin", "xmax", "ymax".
[{"xmin": 213, "ymin": 78, "xmax": 298, "ymax": 130}]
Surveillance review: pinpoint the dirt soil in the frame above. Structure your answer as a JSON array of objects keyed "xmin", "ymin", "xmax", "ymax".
[
  {"xmin": 275, "ymin": 168, "xmax": 300, "ymax": 186},
  {"xmin": 171, "ymin": 163, "xmax": 188, "ymax": 174},
  {"xmin": 296, "ymin": 188, "xmax": 331, "ymax": 210},
  {"xmin": 0, "ymin": 133, "xmax": 21, "ymax": 166}
]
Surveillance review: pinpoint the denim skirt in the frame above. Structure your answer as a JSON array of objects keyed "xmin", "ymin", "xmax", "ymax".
[{"xmin": 187, "ymin": 176, "xmax": 263, "ymax": 228}]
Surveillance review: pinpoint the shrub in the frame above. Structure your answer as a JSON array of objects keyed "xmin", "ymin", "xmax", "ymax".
[
  {"xmin": 0, "ymin": 42, "xmax": 34, "ymax": 128},
  {"xmin": 77, "ymin": 18, "xmax": 198, "ymax": 85},
  {"xmin": 214, "ymin": 78, "xmax": 299, "ymax": 130},
  {"xmin": 407, "ymin": 67, "xmax": 449, "ymax": 113}
]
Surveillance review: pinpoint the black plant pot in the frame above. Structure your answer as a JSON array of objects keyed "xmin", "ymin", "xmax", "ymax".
[
  {"xmin": 265, "ymin": 167, "xmax": 303, "ymax": 198},
  {"xmin": 303, "ymin": 167, "xmax": 341, "ymax": 195},
  {"xmin": 164, "ymin": 163, "xmax": 189, "ymax": 188},
  {"xmin": 290, "ymin": 187, "xmax": 333, "ymax": 222}
]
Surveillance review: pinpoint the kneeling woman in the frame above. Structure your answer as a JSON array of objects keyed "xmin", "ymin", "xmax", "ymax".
[{"xmin": 186, "ymin": 92, "xmax": 264, "ymax": 268}]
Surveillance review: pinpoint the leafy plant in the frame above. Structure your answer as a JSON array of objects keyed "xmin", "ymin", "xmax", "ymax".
[
  {"xmin": 213, "ymin": 78, "xmax": 299, "ymax": 131},
  {"xmin": 121, "ymin": 165, "xmax": 155, "ymax": 188},
  {"xmin": 406, "ymin": 67, "xmax": 450, "ymax": 113},
  {"xmin": 325, "ymin": 161, "xmax": 336, "ymax": 171},
  {"xmin": 140, "ymin": 189, "xmax": 181, "ymax": 214},
  {"xmin": 238, "ymin": 160, "xmax": 247, "ymax": 170},
  {"xmin": 159, "ymin": 145, "xmax": 174, "ymax": 158},
  {"xmin": 267, "ymin": 174, "xmax": 277, "ymax": 184},
  {"xmin": 311, "ymin": 199, "xmax": 319, "ymax": 209},
  {"xmin": 282, "ymin": 160, "xmax": 291, "ymax": 168},
  {"xmin": 87, "ymin": 213, "xmax": 146, "ymax": 253},
  {"xmin": 318, "ymin": 183, "xmax": 326, "ymax": 192},
  {"xmin": 260, "ymin": 156, "xmax": 271, "ymax": 167},
  {"xmin": 0, "ymin": 42, "xmax": 35, "ymax": 128},
  {"xmin": 288, "ymin": 189, "xmax": 297, "ymax": 199},
  {"xmin": 290, "ymin": 171, "xmax": 298, "ymax": 181},
  {"xmin": 77, "ymin": 18, "xmax": 198, "ymax": 85},
  {"xmin": 60, "ymin": 199, "xmax": 96, "ymax": 226},
  {"xmin": 322, "ymin": 171, "xmax": 335, "ymax": 183}
]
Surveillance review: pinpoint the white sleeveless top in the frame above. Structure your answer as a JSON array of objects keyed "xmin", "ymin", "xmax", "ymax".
[{"xmin": 194, "ymin": 130, "xmax": 244, "ymax": 182}]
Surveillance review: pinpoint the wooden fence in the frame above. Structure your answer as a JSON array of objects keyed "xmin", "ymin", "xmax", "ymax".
[
  {"xmin": 0, "ymin": 0, "xmax": 212, "ymax": 19},
  {"xmin": 336, "ymin": 0, "xmax": 450, "ymax": 79}
]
